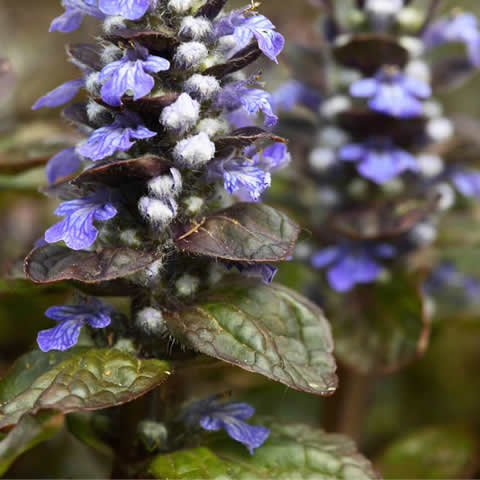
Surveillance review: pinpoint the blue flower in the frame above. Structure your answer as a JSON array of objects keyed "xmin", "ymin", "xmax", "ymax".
[
  {"xmin": 350, "ymin": 67, "xmax": 431, "ymax": 118},
  {"xmin": 46, "ymin": 147, "xmax": 82, "ymax": 184},
  {"xmin": 209, "ymin": 142, "xmax": 289, "ymax": 201},
  {"xmin": 424, "ymin": 261, "xmax": 480, "ymax": 302},
  {"xmin": 44, "ymin": 191, "xmax": 117, "ymax": 250},
  {"xmin": 37, "ymin": 298, "xmax": 113, "ymax": 352},
  {"xmin": 423, "ymin": 12, "xmax": 480, "ymax": 67},
  {"xmin": 253, "ymin": 142, "xmax": 291, "ymax": 170},
  {"xmin": 272, "ymin": 80, "xmax": 322, "ymax": 112},
  {"xmin": 217, "ymin": 81, "xmax": 278, "ymax": 128},
  {"xmin": 451, "ymin": 169, "xmax": 480, "ymax": 199},
  {"xmin": 78, "ymin": 111, "xmax": 157, "ymax": 161},
  {"xmin": 215, "ymin": 9, "xmax": 284, "ymax": 62},
  {"xmin": 50, "ymin": 0, "xmax": 105, "ymax": 33},
  {"xmin": 339, "ymin": 137, "xmax": 417, "ymax": 184},
  {"xmin": 32, "ymin": 77, "xmax": 85, "ymax": 110},
  {"xmin": 185, "ymin": 396, "xmax": 270, "ymax": 454},
  {"xmin": 227, "ymin": 262, "xmax": 278, "ymax": 284},
  {"xmin": 99, "ymin": 44, "xmax": 170, "ymax": 107},
  {"xmin": 98, "ymin": 0, "xmax": 151, "ymax": 20},
  {"xmin": 312, "ymin": 243, "xmax": 396, "ymax": 292}
]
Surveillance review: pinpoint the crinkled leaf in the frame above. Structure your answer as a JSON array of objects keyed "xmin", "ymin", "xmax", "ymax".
[
  {"xmin": 333, "ymin": 34, "xmax": 408, "ymax": 75},
  {"xmin": 0, "ymin": 411, "xmax": 63, "ymax": 475},
  {"xmin": 204, "ymin": 43, "xmax": 262, "ymax": 78},
  {"xmin": 66, "ymin": 43, "xmax": 103, "ymax": 71},
  {"xmin": 73, "ymin": 155, "xmax": 171, "ymax": 187},
  {"xmin": 328, "ymin": 197, "xmax": 436, "ymax": 241},
  {"xmin": 25, "ymin": 245, "xmax": 163, "ymax": 285},
  {"xmin": 104, "ymin": 28, "xmax": 178, "ymax": 56},
  {"xmin": 326, "ymin": 272, "xmax": 429, "ymax": 375},
  {"xmin": 0, "ymin": 348, "xmax": 171, "ymax": 429},
  {"xmin": 195, "ymin": 0, "xmax": 228, "ymax": 19},
  {"xmin": 338, "ymin": 109, "xmax": 426, "ymax": 146},
  {"xmin": 377, "ymin": 425, "xmax": 477, "ymax": 479},
  {"xmin": 175, "ymin": 203, "xmax": 299, "ymax": 262},
  {"xmin": 149, "ymin": 421, "xmax": 378, "ymax": 479},
  {"xmin": 165, "ymin": 278, "xmax": 337, "ymax": 395},
  {"xmin": 215, "ymin": 128, "xmax": 286, "ymax": 157}
]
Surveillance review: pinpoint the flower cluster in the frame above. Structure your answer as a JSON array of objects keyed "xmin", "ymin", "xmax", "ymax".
[
  {"xmin": 30, "ymin": 0, "xmax": 293, "ymax": 454},
  {"xmin": 274, "ymin": 2, "xmax": 480, "ymax": 292}
]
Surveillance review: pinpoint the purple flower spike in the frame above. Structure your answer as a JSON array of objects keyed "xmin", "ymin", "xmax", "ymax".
[
  {"xmin": 312, "ymin": 243, "xmax": 395, "ymax": 292},
  {"xmin": 50, "ymin": 0, "xmax": 106, "ymax": 33},
  {"xmin": 32, "ymin": 78, "xmax": 84, "ymax": 110},
  {"xmin": 185, "ymin": 396, "xmax": 270, "ymax": 454},
  {"xmin": 451, "ymin": 169, "xmax": 480, "ymax": 198},
  {"xmin": 99, "ymin": 45, "xmax": 170, "ymax": 107},
  {"xmin": 99, "ymin": 0, "xmax": 151, "ymax": 20},
  {"xmin": 44, "ymin": 191, "xmax": 117, "ymax": 250},
  {"xmin": 46, "ymin": 147, "xmax": 82, "ymax": 184},
  {"xmin": 350, "ymin": 68, "xmax": 431, "ymax": 118},
  {"xmin": 339, "ymin": 137, "xmax": 417, "ymax": 184},
  {"xmin": 423, "ymin": 12, "xmax": 480, "ymax": 67},
  {"xmin": 78, "ymin": 111, "xmax": 157, "ymax": 161},
  {"xmin": 37, "ymin": 298, "xmax": 113, "ymax": 352},
  {"xmin": 216, "ymin": 10, "xmax": 284, "ymax": 62}
]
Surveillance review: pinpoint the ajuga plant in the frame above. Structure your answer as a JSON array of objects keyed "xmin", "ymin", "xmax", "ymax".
[
  {"xmin": 272, "ymin": 0, "xmax": 480, "ymax": 432},
  {"xmin": 0, "ymin": 1, "xmax": 381, "ymax": 478}
]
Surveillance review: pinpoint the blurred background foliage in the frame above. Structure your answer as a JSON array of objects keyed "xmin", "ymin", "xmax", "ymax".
[{"xmin": 2, "ymin": 0, "xmax": 480, "ymax": 478}]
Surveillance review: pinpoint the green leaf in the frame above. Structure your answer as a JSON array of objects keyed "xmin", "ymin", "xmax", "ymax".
[
  {"xmin": 0, "ymin": 348, "xmax": 171, "ymax": 429},
  {"xmin": 166, "ymin": 278, "xmax": 337, "ymax": 396},
  {"xmin": 327, "ymin": 272, "xmax": 429, "ymax": 375},
  {"xmin": 149, "ymin": 421, "xmax": 379, "ymax": 479},
  {"xmin": 175, "ymin": 203, "xmax": 299, "ymax": 263},
  {"xmin": 377, "ymin": 425, "xmax": 477, "ymax": 479},
  {"xmin": 0, "ymin": 411, "xmax": 63, "ymax": 475},
  {"xmin": 66, "ymin": 412, "xmax": 113, "ymax": 457},
  {"xmin": 25, "ymin": 245, "xmax": 163, "ymax": 285}
]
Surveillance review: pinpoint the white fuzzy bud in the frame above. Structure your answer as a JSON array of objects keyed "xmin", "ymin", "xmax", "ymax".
[
  {"xmin": 417, "ymin": 154, "xmax": 444, "ymax": 178},
  {"xmin": 423, "ymin": 101, "xmax": 443, "ymax": 118},
  {"xmin": 397, "ymin": 7, "xmax": 424, "ymax": 31},
  {"xmin": 399, "ymin": 36, "xmax": 424, "ymax": 58},
  {"xmin": 175, "ymin": 274, "xmax": 200, "ymax": 297},
  {"xmin": 173, "ymin": 132, "xmax": 215, "ymax": 166},
  {"xmin": 309, "ymin": 147, "xmax": 336, "ymax": 172},
  {"xmin": 86, "ymin": 100, "xmax": 109, "ymax": 124},
  {"xmin": 317, "ymin": 126, "xmax": 349, "ymax": 149},
  {"xmin": 180, "ymin": 16, "xmax": 212, "ymax": 40},
  {"xmin": 381, "ymin": 178, "xmax": 404, "ymax": 195},
  {"xmin": 85, "ymin": 72, "xmax": 101, "ymax": 95},
  {"xmin": 101, "ymin": 44, "xmax": 123, "ymax": 64},
  {"xmin": 217, "ymin": 35, "xmax": 237, "ymax": 54},
  {"xmin": 184, "ymin": 196, "xmax": 204, "ymax": 215},
  {"xmin": 103, "ymin": 15, "xmax": 126, "ymax": 34},
  {"xmin": 119, "ymin": 229, "xmax": 142, "ymax": 248},
  {"xmin": 433, "ymin": 182, "xmax": 456, "ymax": 211},
  {"xmin": 168, "ymin": 0, "xmax": 195, "ymax": 13},
  {"xmin": 406, "ymin": 60, "xmax": 430, "ymax": 84},
  {"xmin": 197, "ymin": 117, "xmax": 229, "ymax": 137},
  {"xmin": 366, "ymin": 0, "xmax": 403, "ymax": 15},
  {"xmin": 184, "ymin": 74, "xmax": 220, "ymax": 100},
  {"xmin": 427, "ymin": 117, "xmax": 454, "ymax": 142},
  {"xmin": 138, "ymin": 196, "xmax": 177, "ymax": 227},
  {"xmin": 136, "ymin": 307, "xmax": 168, "ymax": 335},
  {"xmin": 294, "ymin": 242, "xmax": 313, "ymax": 261},
  {"xmin": 175, "ymin": 42, "xmax": 208, "ymax": 68},
  {"xmin": 148, "ymin": 168, "xmax": 183, "ymax": 199},
  {"xmin": 160, "ymin": 93, "xmax": 200, "ymax": 132},
  {"xmin": 320, "ymin": 95, "xmax": 351, "ymax": 119},
  {"xmin": 409, "ymin": 222, "xmax": 437, "ymax": 247}
]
